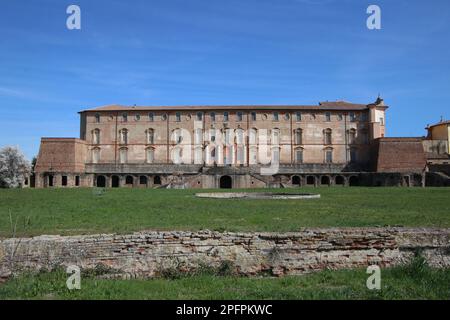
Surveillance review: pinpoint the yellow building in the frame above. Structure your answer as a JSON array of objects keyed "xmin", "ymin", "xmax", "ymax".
[{"xmin": 425, "ymin": 120, "xmax": 450, "ymax": 154}]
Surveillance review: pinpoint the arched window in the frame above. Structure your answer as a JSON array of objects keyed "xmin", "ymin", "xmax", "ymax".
[
  {"xmin": 122, "ymin": 113, "xmax": 128, "ymax": 122},
  {"xmin": 95, "ymin": 113, "xmax": 100, "ymax": 123},
  {"xmin": 92, "ymin": 129, "xmax": 100, "ymax": 144},
  {"xmin": 146, "ymin": 148, "xmax": 154, "ymax": 164},
  {"xmin": 172, "ymin": 147, "xmax": 182, "ymax": 164},
  {"xmin": 324, "ymin": 129, "xmax": 332, "ymax": 145},
  {"xmin": 119, "ymin": 129, "xmax": 128, "ymax": 144},
  {"xmin": 223, "ymin": 112, "xmax": 229, "ymax": 122},
  {"xmin": 119, "ymin": 148, "xmax": 128, "ymax": 164},
  {"xmin": 147, "ymin": 128, "xmax": 154, "ymax": 144},
  {"xmin": 271, "ymin": 129, "xmax": 280, "ymax": 145},
  {"xmin": 194, "ymin": 129, "xmax": 203, "ymax": 144},
  {"xmin": 194, "ymin": 147, "xmax": 203, "ymax": 164},
  {"xmin": 209, "ymin": 129, "xmax": 216, "ymax": 143},
  {"xmin": 249, "ymin": 128, "xmax": 257, "ymax": 144},
  {"xmin": 295, "ymin": 148, "xmax": 303, "ymax": 164},
  {"xmin": 249, "ymin": 146, "xmax": 257, "ymax": 164},
  {"xmin": 236, "ymin": 129, "xmax": 244, "ymax": 145},
  {"xmin": 237, "ymin": 112, "xmax": 243, "ymax": 122},
  {"xmin": 92, "ymin": 148, "xmax": 100, "ymax": 163},
  {"xmin": 237, "ymin": 146, "xmax": 245, "ymax": 164},
  {"xmin": 210, "ymin": 112, "xmax": 215, "ymax": 122},
  {"xmin": 172, "ymin": 129, "xmax": 183, "ymax": 144},
  {"xmin": 348, "ymin": 128, "xmax": 356, "ymax": 144},
  {"xmin": 210, "ymin": 147, "xmax": 216, "ymax": 163},
  {"xmin": 294, "ymin": 128, "xmax": 302, "ymax": 145},
  {"xmin": 224, "ymin": 129, "xmax": 233, "ymax": 145},
  {"xmin": 271, "ymin": 147, "xmax": 280, "ymax": 163}
]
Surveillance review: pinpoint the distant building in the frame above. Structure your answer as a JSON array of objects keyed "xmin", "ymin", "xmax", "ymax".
[{"xmin": 34, "ymin": 97, "xmax": 430, "ymax": 188}]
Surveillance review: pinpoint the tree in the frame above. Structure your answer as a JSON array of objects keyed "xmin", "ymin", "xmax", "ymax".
[{"xmin": 0, "ymin": 146, "xmax": 31, "ymax": 188}]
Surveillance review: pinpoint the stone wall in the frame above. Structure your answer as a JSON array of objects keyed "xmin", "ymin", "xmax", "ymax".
[{"xmin": 1, "ymin": 228, "xmax": 449, "ymax": 279}]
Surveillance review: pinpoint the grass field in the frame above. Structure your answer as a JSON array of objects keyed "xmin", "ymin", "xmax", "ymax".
[
  {"xmin": 1, "ymin": 257, "xmax": 449, "ymax": 299},
  {"xmin": 0, "ymin": 187, "xmax": 449, "ymax": 238}
]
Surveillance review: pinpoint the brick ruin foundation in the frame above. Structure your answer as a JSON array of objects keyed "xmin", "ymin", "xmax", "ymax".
[{"xmin": 1, "ymin": 228, "xmax": 449, "ymax": 279}]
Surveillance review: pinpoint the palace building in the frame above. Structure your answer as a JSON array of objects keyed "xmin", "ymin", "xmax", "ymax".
[{"xmin": 34, "ymin": 97, "xmax": 430, "ymax": 189}]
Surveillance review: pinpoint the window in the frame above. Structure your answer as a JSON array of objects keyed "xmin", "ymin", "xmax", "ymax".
[
  {"xmin": 147, "ymin": 129, "xmax": 154, "ymax": 144},
  {"xmin": 149, "ymin": 112, "xmax": 154, "ymax": 122},
  {"xmin": 92, "ymin": 129, "xmax": 100, "ymax": 144},
  {"xmin": 272, "ymin": 129, "xmax": 280, "ymax": 145},
  {"xmin": 348, "ymin": 129, "xmax": 356, "ymax": 144},
  {"xmin": 95, "ymin": 113, "xmax": 100, "ymax": 123},
  {"xmin": 119, "ymin": 148, "xmax": 128, "ymax": 164},
  {"xmin": 196, "ymin": 112, "xmax": 203, "ymax": 121},
  {"xmin": 210, "ymin": 112, "xmax": 215, "ymax": 122},
  {"xmin": 224, "ymin": 129, "xmax": 232, "ymax": 145},
  {"xmin": 338, "ymin": 114, "xmax": 343, "ymax": 121},
  {"xmin": 272, "ymin": 148, "xmax": 280, "ymax": 163},
  {"xmin": 325, "ymin": 112, "xmax": 331, "ymax": 122},
  {"xmin": 173, "ymin": 129, "xmax": 183, "ymax": 144},
  {"xmin": 251, "ymin": 112, "xmax": 256, "ymax": 121},
  {"xmin": 224, "ymin": 112, "xmax": 229, "ymax": 122},
  {"xmin": 273, "ymin": 112, "xmax": 279, "ymax": 121},
  {"xmin": 236, "ymin": 129, "xmax": 244, "ymax": 144},
  {"xmin": 172, "ymin": 147, "xmax": 182, "ymax": 164},
  {"xmin": 135, "ymin": 114, "xmax": 141, "ymax": 121},
  {"xmin": 75, "ymin": 176, "xmax": 80, "ymax": 186},
  {"xmin": 325, "ymin": 149, "xmax": 333, "ymax": 163},
  {"xmin": 146, "ymin": 148, "xmax": 154, "ymax": 164},
  {"xmin": 195, "ymin": 129, "xmax": 203, "ymax": 144},
  {"xmin": 140, "ymin": 176, "xmax": 147, "ymax": 185},
  {"xmin": 194, "ymin": 147, "xmax": 203, "ymax": 164},
  {"xmin": 122, "ymin": 113, "xmax": 128, "ymax": 122},
  {"xmin": 284, "ymin": 113, "xmax": 290, "ymax": 120},
  {"xmin": 62, "ymin": 176, "xmax": 68, "ymax": 186},
  {"xmin": 119, "ymin": 129, "xmax": 128, "ymax": 144},
  {"xmin": 379, "ymin": 117, "xmax": 384, "ymax": 125},
  {"xmin": 161, "ymin": 114, "xmax": 167, "ymax": 121},
  {"xmin": 237, "ymin": 146, "xmax": 245, "ymax": 164},
  {"xmin": 324, "ymin": 129, "xmax": 332, "ymax": 145},
  {"xmin": 295, "ymin": 149, "xmax": 303, "ymax": 164},
  {"xmin": 296, "ymin": 112, "xmax": 302, "ymax": 122},
  {"xmin": 294, "ymin": 129, "xmax": 302, "ymax": 145},
  {"xmin": 176, "ymin": 112, "xmax": 181, "ymax": 122},
  {"xmin": 249, "ymin": 147, "xmax": 257, "ymax": 164},
  {"xmin": 237, "ymin": 112, "xmax": 243, "ymax": 122},
  {"xmin": 92, "ymin": 148, "xmax": 100, "ymax": 163},
  {"xmin": 350, "ymin": 148, "xmax": 357, "ymax": 163},
  {"xmin": 209, "ymin": 129, "xmax": 216, "ymax": 142},
  {"xmin": 249, "ymin": 128, "xmax": 257, "ymax": 144},
  {"xmin": 349, "ymin": 112, "xmax": 356, "ymax": 122},
  {"xmin": 361, "ymin": 112, "xmax": 368, "ymax": 121},
  {"xmin": 210, "ymin": 147, "xmax": 216, "ymax": 161}
]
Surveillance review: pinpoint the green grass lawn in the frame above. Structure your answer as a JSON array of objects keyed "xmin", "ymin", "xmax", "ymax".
[
  {"xmin": 1, "ymin": 260, "xmax": 449, "ymax": 300},
  {"xmin": 0, "ymin": 187, "xmax": 449, "ymax": 238}
]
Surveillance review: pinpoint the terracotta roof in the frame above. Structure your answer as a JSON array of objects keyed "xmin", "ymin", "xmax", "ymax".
[
  {"xmin": 79, "ymin": 101, "xmax": 380, "ymax": 113},
  {"xmin": 426, "ymin": 120, "xmax": 450, "ymax": 129}
]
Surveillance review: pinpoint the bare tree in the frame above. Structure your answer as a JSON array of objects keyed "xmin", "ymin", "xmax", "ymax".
[{"xmin": 0, "ymin": 146, "xmax": 31, "ymax": 188}]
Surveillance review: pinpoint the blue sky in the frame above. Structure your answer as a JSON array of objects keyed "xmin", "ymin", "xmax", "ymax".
[{"xmin": 0, "ymin": 0, "xmax": 449, "ymax": 159}]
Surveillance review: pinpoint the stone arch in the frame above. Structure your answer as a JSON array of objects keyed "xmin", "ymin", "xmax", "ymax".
[
  {"xmin": 139, "ymin": 176, "xmax": 148, "ymax": 186},
  {"xmin": 349, "ymin": 176, "xmax": 360, "ymax": 186},
  {"xmin": 292, "ymin": 175, "xmax": 301, "ymax": 186},
  {"xmin": 321, "ymin": 176, "xmax": 331, "ymax": 186},
  {"xmin": 220, "ymin": 175, "xmax": 232, "ymax": 189},
  {"xmin": 154, "ymin": 176, "xmax": 162, "ymax": 185},
  {"xmin": 96, "ymin": 175, "xmax": 106, "ymax": 188},
  {"xmin": 125, "ymin": 175, "xmax": 134, "ymax": 185},
  {"xmin": 335, "ymin": 175, "xmax": 345, "ymax": 185},
  {"xmin": 111, "ymin": 175, "xmax": 120, "ymax": 188},
  {"xmin": 306, "ymin": 176, "xmax": 315, "ymax": 186}
]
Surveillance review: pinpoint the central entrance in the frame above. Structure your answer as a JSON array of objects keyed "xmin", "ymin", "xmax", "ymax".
[{"xmin": 219, "ymin": 175, "xmax": 232, "ymax": 189}]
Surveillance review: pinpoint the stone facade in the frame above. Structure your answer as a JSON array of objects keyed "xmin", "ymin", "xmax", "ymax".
[{"xmin": 1, "ymin": 228, "xmax": 449, "ymax": 279}]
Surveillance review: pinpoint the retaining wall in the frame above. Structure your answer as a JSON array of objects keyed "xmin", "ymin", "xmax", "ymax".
[{"xmin": 1, "ymin": 228, "xmax": 449, "ymax": 279}]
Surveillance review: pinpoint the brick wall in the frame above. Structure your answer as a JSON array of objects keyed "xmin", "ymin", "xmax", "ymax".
[
  {"xmin": 374, "ymin": 138, "xmax": 427, "ymax": 173},
  {"xmin": 1, "ymin": 228, "xmax": 448, "ymax": 279}
]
